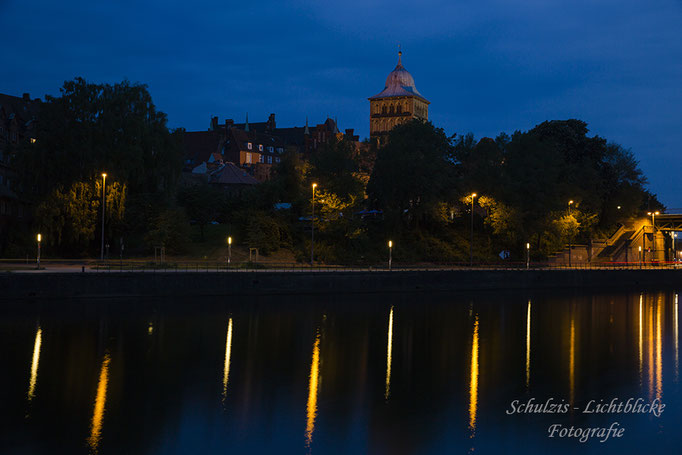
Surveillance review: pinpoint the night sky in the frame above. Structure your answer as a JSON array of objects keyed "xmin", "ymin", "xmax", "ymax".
[{"xmin": 2, "ymin": 0, "xmax": 681, "ymax": 206}]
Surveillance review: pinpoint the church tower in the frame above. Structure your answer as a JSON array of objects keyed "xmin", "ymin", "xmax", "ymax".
[{"xmin": 369, "ymin": 50, "xmax": 429, "ymax": 145}]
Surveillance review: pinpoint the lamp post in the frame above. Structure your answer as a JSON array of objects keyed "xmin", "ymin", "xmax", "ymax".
[
  {"xmin": 568, "ymin": 200, "xmax": 574, "ymax": 267},
  {"xmin": 388, "ymin": 240, "xmax": 393, "ymax": 271},
  {"xmin": 36, "ymin": 233, "xmax": 41, "ymax": 269},
  {"xmin": 227, "ymin": 236, "xmax": 232, "ymax": 267},
  {"xmin": 526, "ymin": 242, "xmax": 530, "ymax": 270},
  {"xmin": 100, "ymin": 173, "xmax": 107, "ymax": 261},
  {"xmin": 470, "ymin": 193, "xmax": 477, "ymax": 266},
  {"xmin": 647, "ymin": 211, "xmax": 659, "ymax": 263},
  {"xmin": 311, "ymin": 183, "xmax": 317, "ymax": 266},
  {"xmin": 671, "ymin": 232, "xmax": 677, "ymax": 261},
  {"xmin": 639, "ymin": 246, "xmax": 642, "ymax": 268}
]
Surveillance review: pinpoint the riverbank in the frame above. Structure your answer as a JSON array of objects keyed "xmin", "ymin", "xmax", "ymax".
[{"xmin": 2, "ymin": 268, "xmax": 682, "ymax": 299}]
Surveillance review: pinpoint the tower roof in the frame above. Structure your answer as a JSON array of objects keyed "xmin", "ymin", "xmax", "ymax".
[{"xmin": 369, "ymin": 50, "xmax": 429, "ymax": 103}]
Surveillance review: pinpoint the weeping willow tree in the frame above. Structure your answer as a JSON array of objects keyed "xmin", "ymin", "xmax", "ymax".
[{"xmin": 35, "ymin": 177, "xmax": 126, "ymax": 255}]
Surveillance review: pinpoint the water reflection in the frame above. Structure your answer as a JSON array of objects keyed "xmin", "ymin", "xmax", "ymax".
[
  {"xmin": 526, "ymin": 300, "xmax": 531, "ymax": 389},
  {"xmin": 6, "ymin": 290, "xmax": 682, "ymax": 455},
  {"xmin": 26, "ymin": 326, "xmax": 42, "ymax": 404},
  {"xmin": 468, "ymin": 315, "xmax": 479, "ymax": 438},
  {"xmin": 87, "ymin": 353, "xmax": 111, "ymax": 454},
  {"xmin": 569, "ymin": 309, "xmax": 575, "ymax": 407},
  {"xmin": 305, "ymin": 330, "xmax": 321, "ymax": 450},
  {"xmin": 648, "ymin": 299, "xmax": 654, "ymax": 400},
  {"xmin": 673, "ymin": 294, "xmax": 680, "ymax": 382},
  {"xmin": 385, "ymin": 306, "xmax": 394, "ymax": 401},
  {"xmin": 639, "ymin": 294, "xmax": 643, "ymax": 386},
  {"xmin": 656, "ymin": 297, "xmax": 662, "ymax": 400},
  {"xmin": 222, "ymin": 317, "xmax": 234, "ymax": 406}
]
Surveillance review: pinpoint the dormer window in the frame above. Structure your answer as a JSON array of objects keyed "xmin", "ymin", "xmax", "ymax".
[
  {"xmin": 247, "ymin": 142, "xmax": 252, "ymax": 150},
  {"xmin": 258, "ymin": 144, "xmax": 263, "ymax": 152}
]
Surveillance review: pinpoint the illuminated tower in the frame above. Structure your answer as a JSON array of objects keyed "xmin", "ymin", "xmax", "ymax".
[{"xmin": 369, "ymin": 49, "xmax": 429, "ymax": 145}]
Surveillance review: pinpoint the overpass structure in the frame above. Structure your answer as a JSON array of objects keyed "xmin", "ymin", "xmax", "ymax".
[
  {"xmin": 550, "ymin": 214, "xmax": 682, "ymax": 265},
  {"xmin": 653, "ymin": 214, "xmax": 682, "ymax": 232},
  {"xmin": 592, "ymin": 214, "xmax": 682, "ymax": 264}
]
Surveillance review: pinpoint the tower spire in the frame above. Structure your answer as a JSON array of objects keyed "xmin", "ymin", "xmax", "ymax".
[
  {"xmin": 398, "ymin": 44, "xmax": 402, "ymax": 65},
  {"xmin": 304, "ymin": 116, "xmax": 310, "ymax": 135},
  {"xmin": 245, "ymin": 112, "xmax": 249, "ymax": 132}
]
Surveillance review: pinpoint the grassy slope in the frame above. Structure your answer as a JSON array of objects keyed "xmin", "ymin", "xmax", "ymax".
[{"xmin": 177, "ymin": 224, "xmax": 298, "ymax": 263}]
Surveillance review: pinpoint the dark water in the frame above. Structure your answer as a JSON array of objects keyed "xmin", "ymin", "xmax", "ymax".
[{"xmin": 1, "ymin": 289, "xmax": 680, "ymax": 454}]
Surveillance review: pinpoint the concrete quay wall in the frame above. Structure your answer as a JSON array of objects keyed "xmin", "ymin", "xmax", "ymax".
[{"xmin": 2, "ymin": 269, "xmax": 682, "ymax": 299}]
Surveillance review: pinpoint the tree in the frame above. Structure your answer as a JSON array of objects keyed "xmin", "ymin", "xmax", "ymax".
[
  {"xmin": 177, "ymin": 183, "xmax": 223, "ymax": 241},
  {"xmin": 145, "ymin": 209, "xmax": 190, "ymax": 254},
  {"xmin": 35, "ymin": 177, "xmax": 126, "ymax": 255},
  {"xmin": 367, "ymin": 120, "xmax": 456, "ymax": 228},
  {"xmin": 12, "ymin": 77, "xmax": 181, "ymax": 256},
  {"xmin": 308, "ymin": 137, "xmax": 364, "ymax": 200}
]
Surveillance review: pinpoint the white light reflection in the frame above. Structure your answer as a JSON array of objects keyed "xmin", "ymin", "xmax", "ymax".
[
  {"xmin": 305, "ymin": 330, "xmax": 321, "ymax": 450},
  {"xmin": 385, "ymin": 306, "xmax": 394, "ymax": 400},
  {"xmin": 27, "ymin": 326, "xmax": 43, "ymax": 403},
  {"xmin": 526, "ymin": 300, "xmax": 531, "ymax": 389},
  {"xmin": 222, "ymin": 317, "xmax": 233, "ymax": 405}
]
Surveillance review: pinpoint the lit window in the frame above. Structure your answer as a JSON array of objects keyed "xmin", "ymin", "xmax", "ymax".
[
  {"xmin": 277, "ymin": 147, "xmax": 283, "ymax": 154},
  {"xmin": 258, "ymin": 144, "xmax": 263, "ymax": 151},
  {"xmin": 247, "ymin": 142, "xmax": 252, "ymax": 150},
  {"xmin": 246, "ymin": 152, "xmax": 252, "ymax": 163},
  {"xmin": 267, "ymin": 146, "xmax": 274, "ymax": 153},
  {"xmin": 30, "ymin": 138, "xmax": 36, "ymax": 144},
  {"xmin": 275, "ymin": 157, "xmax": 280, "ymax": 163},
  {"xmin": 267, "ymin": 156, "xmax": 272, "ymax": 164},
  {"xmin": 258, "ymin": 154, "xmax": 264, "ymax": 163}
]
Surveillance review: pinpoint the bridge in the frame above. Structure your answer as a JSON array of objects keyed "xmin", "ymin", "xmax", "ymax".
[
  {"xmin": 652, "ymin": 213, "xmax": 682, "ymax": 232},
  {"xmin": 551, "ymin": 213, "xmax": 682, "ymax": 265}
]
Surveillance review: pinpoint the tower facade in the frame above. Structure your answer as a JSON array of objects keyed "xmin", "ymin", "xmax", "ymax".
[{"xmin": 369, "ymin": 51, "xmax": 429, "ymax": 144}]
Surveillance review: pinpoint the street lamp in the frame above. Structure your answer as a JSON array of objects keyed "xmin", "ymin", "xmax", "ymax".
[
  {"xmin": 388, "ymin": 240, "xmax": 393, "ymax": 271},
  {"xmin": 227, "ymin": 236, "xmax": 232, "ymax": 267},
  {"xmin": 567, "ymin": 200, "xmax": 574, "ymax": 267},
  {"xmin": 470, "ymin": 193, "xmax": 477, "ymax": 266},
  {"xmin": 311, "ymin": 183, "xmax": 317, "ymax": 266},
  {"xmin": 639, "ymin": 246, "xmax": 642, "ymax": 268},
  {"xmin": 36, "ymin": 234, "xmax": 41, "ymax": 269},
  {"xmin": 671, "ymin": 232, "xmax": 677, "ymax": 264},
  {"xmin": 100, "ymin": 173, "xmax": 107, "ymax": 261},
  {"xmin": 526, "ymin": 242, "xmax": 530, "ymax": 270},
  {"xmin": 647, "ymin": 211, "xmax": 660, "ymax": 263}
]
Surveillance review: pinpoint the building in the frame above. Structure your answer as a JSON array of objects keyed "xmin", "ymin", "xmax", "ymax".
[
  {"xmin": 183, "ymin": 114, "xmax": 357, "ymax": 183},
  {"xmin": 369, "ymin": 50, "xmax": 429, "ymax": 145}
]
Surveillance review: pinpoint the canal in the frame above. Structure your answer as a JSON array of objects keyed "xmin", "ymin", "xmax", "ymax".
[{"xmin": 1, "ymin": 289, "xmax": 679, "ymax": 454}]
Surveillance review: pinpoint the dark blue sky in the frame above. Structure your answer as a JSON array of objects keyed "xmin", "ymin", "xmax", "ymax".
[{"xmin": 2, "ymin": 0, "xmax": 681, "ymax": 206}]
